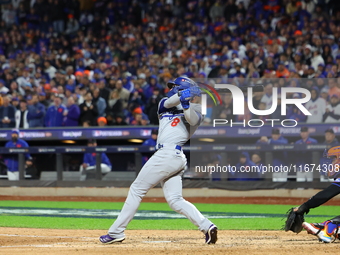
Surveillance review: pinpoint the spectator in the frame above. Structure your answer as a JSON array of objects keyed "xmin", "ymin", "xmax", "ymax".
[
  {"xmin": 15, "ymin": 99, "xmax": 29, "ymax": 129},
  {"xmin": 44, "ymin": 61, "xmax": 57, "ymax": 80},
  {"xmin": 251, "ymin": 153, "xmax": 263, "ymax": 167},
  {"xmin": 323, "ymin": 128, "xmax": 339, "ymax": 146},
  {"xmin": 142, "ymin": 129, "xmax": 158, "ymax": 165},
  {"xmin": 260, "ymin": 84, "xmax": 273, "ymax": 110},
  {"xmin": 38, "ymin": 92, "xmax": 49, "ymax": 108},
  {"xmin": 106, "ymin": 89, "xmax": 123, "ymax": 119},
  {"xmin": 145, "ymin": 87, "xmax": 162, "ymax": 125},
  {"xmin": 0, "ymin": 96, "xmax": 16, "ymax": 128},
  {"xmin": 0, "ymin": 79, "xmax": 9, "ymax": 94},
  {"xmin": 65, "ymin": 14, "xmax": 79, "ymax": 35},
  {"xmin": 212, "ymin": 94, "xmax": 234, "ymax": 122},
  {"xmin": 260, "ymin": 128, "xmax": 289, "ymax": 182},
  {"xmin": 11, "ymin": 97, "xmax": 19, "ymax": 110},
  {"xmin": 143, "ymin": 75, "xmax": 163, "ymax": 100},
  {"xmin": 92, "ymin": 88, "xmax": 107, "ymax": 117},
  {"xmin": 311, "ymin": 50, "xmax": 325, "ymax": 71},
  {"xmin": 229, "ymin": 152, "xmax": 260, "ymax": 181},
  {"xmin": 45, "ymin": 94, "xmax": 66, "ymax": 127},
  {"xmin": 98, "ymin": 79, "xmax": 111, "ymax": 103},
  {"xmin": 295, "ymin": 127, "xmax": 318, "ymax": 182},
  {"xmin": 276, "ymin": 62, "xmax": 290, "ymax": 78},
  {"xmin": 323, "ymin": 95, "xmax": 340, "ymax": 123},
  {"xmin": 4, "ymin": 129, "xmax": 31, "ymax": 181},
  {"xmin": 209, "ymin": 0, "xmax": 225, "ymax": 22},
  {"xmin": 51, "ymin": 0, "xmax": 65, "ymax": 33},
  {"xmin": 63, "ymin": 97, "xmax": 80, "ymax": 127},
  {"xmin": 305, "ymin": 87, "xmax": 327, "ymax": 123},
  {"xmin": 287, "ymin": 94, "xmax": 308, "ymax": 122},
  {"xmin": 79, "ymin": 139, "xmax": 112, "ymax": 181},
  {"xmin": 79, "ymin": 91, "xmax": 98, "ymax": 126},
  {"xmin": 113, "ymin": 113, "xmax": 127, "ymax": 126},
  {"xmin": 25, "ymin": 157, "xmax": 39, "ymax": 180},
  {"xmin": 328, "ymin": 78, "xmax": 340, "ymax": 98},
  {"xmin": 115, "ymin": 80, "xmax": 130, "ymax": 109},
  {"xmin": 97, "ymin": 117, "xmax": 107, "ymax": 127},
  {"xmin": 27, "ymin": 94, "xmax": 45, "ymax": 128}
]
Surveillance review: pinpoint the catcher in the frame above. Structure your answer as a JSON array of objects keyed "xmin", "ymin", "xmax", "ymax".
[{"xmin": 285, "ymin": 145, "xmax": 340, "ymax": 243}]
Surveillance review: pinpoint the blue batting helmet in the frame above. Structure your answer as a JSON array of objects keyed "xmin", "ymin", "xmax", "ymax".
[
  {"xmin": 166, "ymin": 76, "xmax": 198, "ymax": 97},
  {"xmin": 167, "ymin": 76, "xmax": 197, "ymax": 89}
]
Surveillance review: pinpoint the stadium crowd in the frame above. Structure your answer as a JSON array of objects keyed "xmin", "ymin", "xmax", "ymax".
[{"xmin": 0, "ymin": 0, "xmax": 340, "ymax": 128}]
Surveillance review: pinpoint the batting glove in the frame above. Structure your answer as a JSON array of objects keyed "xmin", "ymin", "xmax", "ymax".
[
  {"xmin": 190, "ymin": 86, "xmax": 201, "ymax": 97},
  {"xmin": 179, "ymin": 89, "xmax": 191, "ymax": 109}
]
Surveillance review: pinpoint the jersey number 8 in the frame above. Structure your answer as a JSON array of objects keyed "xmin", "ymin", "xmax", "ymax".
[{"xmin": 171, "ymin": 118, "xmax": 180, "ymax": 127}]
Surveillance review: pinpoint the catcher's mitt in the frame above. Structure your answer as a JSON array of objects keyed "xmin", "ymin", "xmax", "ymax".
[
  {"xmin": 284, "ymin": 208, "xmax": 304, "ymax": 233},
  {"xmin": 0, "ymin": 96, "xmax": 3, "ymax": 106}
]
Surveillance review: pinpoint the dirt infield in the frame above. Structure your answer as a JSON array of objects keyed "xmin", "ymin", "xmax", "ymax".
[{"xmin": 0, "ymin": 228, "xmax": 337, "ymax": 255}]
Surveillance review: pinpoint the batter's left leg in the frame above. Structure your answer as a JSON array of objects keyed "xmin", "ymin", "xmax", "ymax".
[{"xmin": 161, "ymin": 174, "xmax": 214, "ymax": 233}]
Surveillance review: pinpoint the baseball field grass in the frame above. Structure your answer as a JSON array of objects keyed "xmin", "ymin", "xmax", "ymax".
[{"xmin": 0, "ymin": 200, "xmax": 337, "ymax": 230}]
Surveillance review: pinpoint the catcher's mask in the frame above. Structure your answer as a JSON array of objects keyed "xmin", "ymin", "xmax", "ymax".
[{"xmin": 323, "ymin": 146, "xmax": 340, "ymax": 178}]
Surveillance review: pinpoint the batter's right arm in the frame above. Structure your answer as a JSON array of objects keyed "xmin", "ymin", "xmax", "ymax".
[{"xmin": 163, "ymin": 94, "xmax": 181, "ymax": 108}]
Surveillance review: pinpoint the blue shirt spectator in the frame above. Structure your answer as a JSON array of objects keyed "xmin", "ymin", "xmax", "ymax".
[
  {"xmin": 229, "ymin": 152, "xmax": 260, "ymax": 181},
  {"xmin": 63, "ymin": 97, "xmax": 80, "ymax": 127},
  {"xmin": 27, "ymin": 95, "xmax": 46, "ymax": 127},
  {"xmin": 142, "ymin": 129, "xmax": 158, "ymax": 165},
  {"xmin": 295, "ymin": 126, "xmax": 318, "ymax": 166},
  {"xmin": 45, "ymin": 95, "xmax": 66, "ymax": 127},
  {"xmin": 256, "ymin": 128, "xmax": 289, "ymax": 167}
]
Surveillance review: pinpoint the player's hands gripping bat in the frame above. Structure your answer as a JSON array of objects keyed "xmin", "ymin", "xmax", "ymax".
[{"xmin": 178, "ymin": 87, "xmax": 201, "ymax": 109}]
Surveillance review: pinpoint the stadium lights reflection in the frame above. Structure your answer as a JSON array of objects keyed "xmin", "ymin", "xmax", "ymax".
[
  {"xmin": 128, "ymin": 139, "xmax": 144, "ymax": 143},
  {"xmin": 198, "ymin": 138, "xmax": 215, "ymax": 142},
  {"xmin": 61, "ymin": 140, "xmax": 76, "ymax": 144}
]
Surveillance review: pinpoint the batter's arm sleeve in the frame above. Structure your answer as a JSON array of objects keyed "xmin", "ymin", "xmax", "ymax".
[
  {"xmin": 163, "ymin": 94, "xmax": 181, "ymax": 109},
  {"xmin": 298, "ymin": 184, "xmax": 340, "ymax": 213},
  {"xmin": 183, "ymin": 104, "xmax": 202, "ymax": 126}
]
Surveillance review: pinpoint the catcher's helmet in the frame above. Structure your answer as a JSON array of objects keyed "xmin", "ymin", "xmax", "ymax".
[
  {"xmin": 166, "ymin": 76, "xmax": 198, "ymax": 97},
  {"xmin": 322, "ymin": 146, "xmax": 340, "ymax": 178}
]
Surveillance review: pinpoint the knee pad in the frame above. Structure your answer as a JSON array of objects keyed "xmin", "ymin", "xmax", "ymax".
[{"xmin": 324, "ymin": 220, "xmax": 340, "ymax": 237}]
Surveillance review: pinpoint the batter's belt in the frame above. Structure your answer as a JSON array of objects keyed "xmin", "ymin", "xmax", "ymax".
[{"xmin": 155, "ymin": 143, "xmax": 182, "ymax": 151}]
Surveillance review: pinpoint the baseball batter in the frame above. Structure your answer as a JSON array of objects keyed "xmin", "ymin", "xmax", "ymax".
[{"xmin": 99, "ymin": 76, "xmax": 218, "ymax": 244}]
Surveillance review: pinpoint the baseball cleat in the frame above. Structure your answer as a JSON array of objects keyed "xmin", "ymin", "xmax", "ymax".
[
  {"xmin": 99, "ymin": 234, "xmax": 125, "ymax": 244},
  {"xmin": 302, "ymin": 222, "xmax": 323, "ymax": 235},
  {"xmin": 317, "ymin": 230, "xmax": 333, "ymax": 243},
  {"xmin": 205, "ymin": 224, "xmax": 218, "ymax": 244}
]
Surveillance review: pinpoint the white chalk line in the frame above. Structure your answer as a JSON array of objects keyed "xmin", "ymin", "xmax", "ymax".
[{"xmin": 0, "ymin": 234, "xmax": 94, "ymax": 239}]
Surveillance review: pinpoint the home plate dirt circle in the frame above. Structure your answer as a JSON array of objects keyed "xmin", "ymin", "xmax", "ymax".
[{"xmin": 0, "ymin": 228, "xmax": 337, "ymax": 255}]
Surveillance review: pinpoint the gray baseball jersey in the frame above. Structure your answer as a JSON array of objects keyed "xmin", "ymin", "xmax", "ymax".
[{"xmin": 157, "ymin": 97, "xmax": 202, "ymax": 146}]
